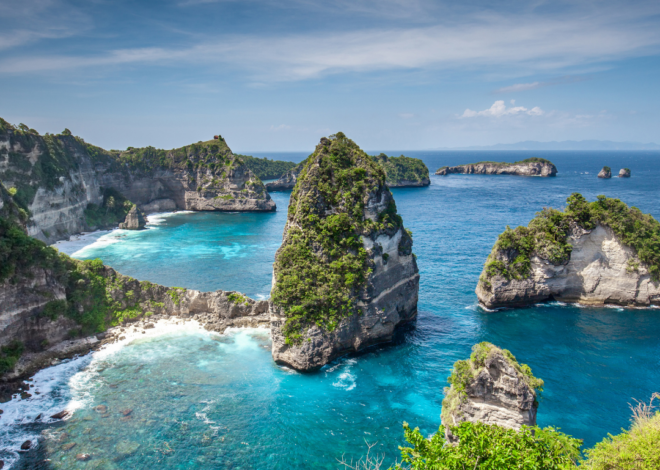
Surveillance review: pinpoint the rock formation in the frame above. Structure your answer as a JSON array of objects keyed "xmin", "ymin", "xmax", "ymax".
[
  {"xmin": 618, "ymin": 168, "xmax": 631, "ymax": 178},
  {"xmin": 118, "ymin": 205, "xmax": 147, "ymax": 230},
  {"xmin": 269, "ymin": 133, "xmax": 419, "ymax": 371},
  {"xmin": 441, "ymin": 342, "xmax": 541, "ymax": 440},
  {"xmin": 598, "ymin": 166, "xmax": 612, "ymax": 178},
  {"xmin": 265, "ymin": 164, "xmax": 302, "ymax": 191},
  {"xmin": 476, "ymin": 193, "xmax": 660, "ymax": 309},
  {"xmin": 436, "ymin": 158, "xmax": 557, "ymax": 177},
  {"xmin": 371, "ymin": 153, "xmax": 430, "ymax": 187},
  {"xmin": 0, "ymin": 119, "xmax": 275, "ymax": 243}
]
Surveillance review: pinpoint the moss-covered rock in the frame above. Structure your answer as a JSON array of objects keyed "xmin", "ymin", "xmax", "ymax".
[
  {"xmin": 441, "ymin": 342, "xmax": 543, "ymax": 439},
  {"xmin": 436, "ymin": 157, "xmax": 557, "ymax": 177},
  {"xmin": 238, "ymin": 154, "xmax": 297, "ymax": 180},
  {"xmin": 477, "ymin": 193, "xmax": 660, "ymax": 308},
  {"xmin": 371, "ymin": 153, "xmax": 430, "ymax": 187},
  {"xmin": 269, "ymin": 133, "xmax": 419, "ymax": 371}
]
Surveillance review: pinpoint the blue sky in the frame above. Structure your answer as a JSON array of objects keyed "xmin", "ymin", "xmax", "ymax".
[{"xmin": 1, "ymin": 0, "xmax": 659, "ymax": 152}]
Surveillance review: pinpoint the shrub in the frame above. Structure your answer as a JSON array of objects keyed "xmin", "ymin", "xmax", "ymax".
[
  {"xmin": 0, "ymin": 341, "xmax": 25, "ymax": 375},
  {"xmin": 395, "ymin": 421, "xmax": 581, "ymax": 470}
]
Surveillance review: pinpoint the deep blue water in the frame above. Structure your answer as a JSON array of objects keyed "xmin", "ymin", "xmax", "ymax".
[{"xmin": 4, "ymin": 151, "xmax": 660, "ymax": 469}]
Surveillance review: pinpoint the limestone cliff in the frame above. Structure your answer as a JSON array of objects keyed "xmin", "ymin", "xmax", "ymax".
[
  {"xmin": 0, "ymin": 118, "xmax": 274, "ymax": 244},
  {"xmin": 269, "ymin": 133, "xmax": 419, "ymax": 371},
  {"xmin": 436, "ymin": 158, "xmax": 557, "ymax": 177},
  {"xmin": 476, "ymin": 194, "xmax": 660, "ymax": 308},
  {"xmin": 265, "ymin": 164, "xmax": 303, "ymax": 191},
  {"xmin": 441, "ymin": 343, "xmax": 541, "ymax": 440}
]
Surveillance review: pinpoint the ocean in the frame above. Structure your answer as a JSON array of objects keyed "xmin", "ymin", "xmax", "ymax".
[{"xmin": 3, "ymin": 151, "xmax": 660, "ymax": 469}]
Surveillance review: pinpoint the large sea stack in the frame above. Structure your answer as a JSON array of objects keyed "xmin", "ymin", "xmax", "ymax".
[
  {"xmin": 269, "ymin": 133, "xmax": 420, "ymax": 371},
  {"xmin": 476, "ymin": 193, "xmax": 660, "ymax": 308},
  {"xmin": 0, "ymin": 118, "xmax": 274, "ymax": 243},
  {"xmin": 436, "ymin": 158, "xmax": 557, "ymax": 177},
  {"xmin": 441, "ymin": 342, "xmax": 542, "ymax": 440},
  {"xmin": 598, "ymin": 166, "xmax": 612, "ymax": 178}
]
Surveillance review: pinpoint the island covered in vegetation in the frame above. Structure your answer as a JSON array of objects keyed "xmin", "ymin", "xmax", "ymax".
[{"xmin": 436, "ymin": 157, "xmax": 557, "ymax": 177}]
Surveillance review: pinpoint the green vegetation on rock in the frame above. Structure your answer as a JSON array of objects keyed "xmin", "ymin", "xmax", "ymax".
[
  {"xmin": 0, "ymin": 341, "xmax": 25, "ymax": 375},
  {"xmin": 238, "ymin": 154, "xmax": 297, "ymax": 180},
  {"xmin": 394, "ymin": 421, "xmax": 581, "ymax": 470},
  {"xmin": 271, "ymin": 132, "xmax": 406, "ymax": 344},
  {"xmin": 371, "ymin": 153, "xmax": 429, "ymax": 185},
  {"xmin": 227, "ymin": 292, "xmax": 249, "ymax": 306},
  {"xmin": 481, "ymin": 193, "xmax": 660, "ymax": 286},
  {"xmin": 441, "ymin": 342, "xmax": 543, "ymax": 423},
  {"xmin": 84, "ymin": 188, "xmax": 135, "ymax": 229}
]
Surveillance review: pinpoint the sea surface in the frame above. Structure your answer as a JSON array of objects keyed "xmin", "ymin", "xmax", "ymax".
[{"xmin": 4, "ymin": 151, "xmax": 660, "ymax": 469}]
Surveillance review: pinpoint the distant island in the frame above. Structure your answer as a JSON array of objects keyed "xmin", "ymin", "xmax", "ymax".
[
  {"xmin": 433, "ymin": 140, "xmax": 660, "ymax": 151},
  {"xmin": 436, "ymin": 158, "xmax": 557, "ymax": 177}
]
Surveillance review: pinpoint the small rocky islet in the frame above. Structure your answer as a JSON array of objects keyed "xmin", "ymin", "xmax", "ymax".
[{"xmin": 436, "ymin": 157, "xmax": 557, "ymax": 176}]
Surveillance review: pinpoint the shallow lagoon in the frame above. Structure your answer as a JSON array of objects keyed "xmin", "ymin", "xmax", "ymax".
[{"xmin": 5, "ymin": 151, "xmax": 660, "ymax": 469}]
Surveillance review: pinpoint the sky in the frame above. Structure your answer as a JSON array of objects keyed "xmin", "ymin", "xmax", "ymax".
[{"xmin": 1, "ymin": 0, "xmax": 659, "ymax": 152}]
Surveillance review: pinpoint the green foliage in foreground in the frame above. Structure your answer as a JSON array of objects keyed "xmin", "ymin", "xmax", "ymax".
[
  {"xmin": 395, "ymin": 421, "xmax": 582, "ymax": 470},
  {"xmin": 482, "ymin": 193, "xmax": 660, "ymax": 285},
  {"xmin": 442, "ymin": 342, "xmax": 543, "ymax": 423},
  {"xmin": 372, "ymin": 154, "xmax": 429, "ymax": 184},
  {"xmin": 238, "ymin": 154, "xmax": 297, "ymax": 180},
  {"xmin": 271, "ymin": 132, "xmax": 407, "ymax": 344}
]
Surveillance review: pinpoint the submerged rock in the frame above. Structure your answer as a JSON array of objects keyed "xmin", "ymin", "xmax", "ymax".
[
  {"xmin": 598, "ymin": 166, "xmax": 612, "ymax": 178},
  {"xmin": 118, "ymin": 206, "xmax": 147, "ymax": 230},
  {"xmin": 269, "ymin": 133, "xmax": 419, "ymax": 371},
  {"xmin": 476, "ymin": 193, "xmax": 660, "ymax": 308},
  {"xmin": 441, "ymin": 342, "xmax": 541, "ymax": 440},
  {"xmin": 618, "ymin": 168, "xmax": 631, "ymax": 178},
  {"xmin": 20, "ymin": 440, "xmax": 32, "ymax": 450},
  {"xmin": 436, "ymin": 158, "xmax": 557, "ymax": 177}
]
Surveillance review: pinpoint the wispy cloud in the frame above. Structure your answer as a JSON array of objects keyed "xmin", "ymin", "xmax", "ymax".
[
  {"xmin": 399, "ymin": 113, "xmax": 415, "ymax": 119},
  {"xmin": 461, "ymin": 100, "xmax": 543, "ymax": 118},
  {"xmin": 494, "ymin": 76, "xmax": 589, "ymax": 93}
]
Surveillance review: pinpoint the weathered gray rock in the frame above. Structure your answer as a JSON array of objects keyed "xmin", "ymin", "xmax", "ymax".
[
  {"xmin": 269, "ymin": 135, "xmax": 419, "ymax": 371},
  {"xmin": 265, "ymin": 165, "xmax": 302, "ymax": 191},
  {"xmin": 477, "ymin": 224, "xmax": 660, "ymax": 308},
  {"xmin": 598, "ymin": 166, "xmax": 612, "ymax": 178},
  {"xmin": 441, "ymin": 343, "xmax": 539, "ymax": 439},
  {"xmin": 618, "ymin": 168, "xmax": 631, "ymax": 178},
  {"xmin": 436, "ymin": 160, "xmax": 556, "ymax": 177},
  {"xmin": 118, "ymin": 206, "xmax": 146, "ymax": 230}
]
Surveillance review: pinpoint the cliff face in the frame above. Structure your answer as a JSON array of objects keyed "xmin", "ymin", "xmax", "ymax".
[
  {"xmin": 269, "ymin": 133, "xmax": 419, "ymax": 371},
  {"xmin": 0, "ymin": 119, "xmax": 274, "ymax": 243},
  {"xmin": 476, "ymin": 194, "xmax": 660, "ymax": 309},
  {"xmin": 436, "ymin": 159, "xmax": 557, "ymax": 177},
  {"xmin": 441, "ymin": 343, "xmax": 540, "ymax": 440},
  {"xmin": 265, "ymin": 165, "xmax": 302, "ymax": 191}
]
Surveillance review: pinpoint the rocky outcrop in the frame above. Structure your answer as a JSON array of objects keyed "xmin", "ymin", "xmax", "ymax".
[
  {"xmin": 441, "ymin": 343, "xmax": 540, "ymax": 440},
  {"xmin": 598, "ymin": 166, "xmax": 612, "ymax": 178},
  {"xmin": 118, "ymin": 205, "xmax": 146, "ymax": 230},
  {"xmin": 265, "ymin": 163, "xmax": 303, "ymax": 191},
  {"xmin": 436, "ymin": 158, "xmax": 557, "ymax": 177},
  {"xmin": 269, "ymin": 133, "xmax": 419, "ymax": 371},
  {"xmin": 618, "ymin": 168, "xmax": 631, "ymax": 178},
  {"xmin": 476, "ymin": 194, "xmax": 660, "ymax": 309},
  {"xmin": 0, "ymin": 118, "xmax": 275, "ymax": 243}
]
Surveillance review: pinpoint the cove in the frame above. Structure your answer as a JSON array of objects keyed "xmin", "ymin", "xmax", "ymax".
[{"xmin": 4, "ymin": 151, "xmax": 660, "ymax": 469}]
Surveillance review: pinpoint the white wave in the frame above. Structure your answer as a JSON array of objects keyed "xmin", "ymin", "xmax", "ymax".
[
  {"xmin": 146, "ymin": 210, "xmax": 194, "ymax": 225},
  {"xmin": 51, "ymin": 229, "xmax": 114, "ymax": 255},
  {"xmin": 330, "ymin": 359, "xmax": 357, "ymax": 391}
]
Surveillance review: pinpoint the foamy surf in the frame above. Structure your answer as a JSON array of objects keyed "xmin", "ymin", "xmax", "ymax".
[{"xmin": 0, "ymin": 318, "xmax": 215, "ymax": 468}]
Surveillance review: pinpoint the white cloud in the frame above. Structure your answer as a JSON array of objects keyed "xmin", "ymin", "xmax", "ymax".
[
  {"xmin": 461, "ymin": 101, "xmax": 544, "ymax": 118},
  {"xmin": 399, "ymin": 113, "xmax": 415, "ymax": 119},
  {"xmin": 496, "ymin": 82, "xmax": 543, "ymax": 93}
]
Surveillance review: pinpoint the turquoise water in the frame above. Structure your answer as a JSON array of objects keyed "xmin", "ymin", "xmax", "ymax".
[{"xmin": 4, "ymin": 151, "xmax": 660, "ymax": 469}]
